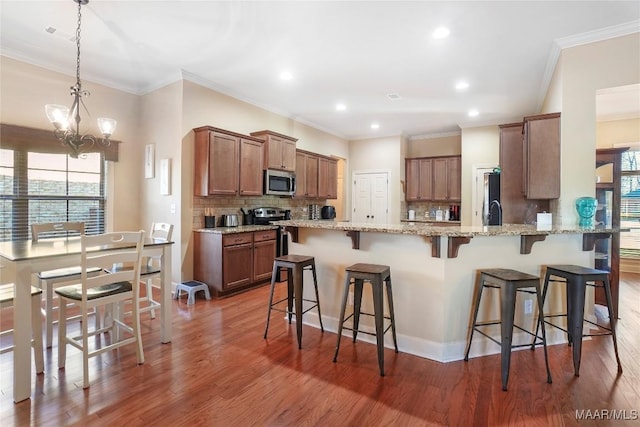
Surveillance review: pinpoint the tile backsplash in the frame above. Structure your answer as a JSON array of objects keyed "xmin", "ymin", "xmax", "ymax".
[{"xmin": 193, "ymin": 195, "xmax": 329, "ymax": 228}]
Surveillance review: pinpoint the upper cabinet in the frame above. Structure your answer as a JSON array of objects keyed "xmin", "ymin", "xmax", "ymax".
[
  {"xmin": 432, "ymin": 156, "xmax": 461, "ymax": 201},
  {"xmin": 193, "ymin": 126, "xmax": 264, "ymax": 197},
  {"xmin": 405, "ymin": 155, "xmax": 460, "ymax": 202},
  {"xmin": 295, "ymin": 149, "xmax": 337, "ymax": 199},
  {"xmin": 405, "ymin": 158, "xmax": 432, "ymax": 201},
  {"xmin": 318, "ymin": 156, "xmax": 338, "ymax": 199},
  {"xmin": 522, "ymin": 112, "xmax": 561, "ymax": 199},
  {"xmin": 250, "ymin": 130, "xmax": 297, "ymax": 172}
]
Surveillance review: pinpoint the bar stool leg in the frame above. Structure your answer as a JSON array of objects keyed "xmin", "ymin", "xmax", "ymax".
[
  {"xmin": 310, "ymin": 263, "xmax": 324, "ymax": 333},
  {"xmin": 532, "ymin": 270, "xmax": 551, "ymax": 345},
  {"xmin": 263, "ymin": 262, "xmax": 279, "ymax": 339},
  {"xmin": 385, "ymin": 276, "xmax": 398, "ymax": 353},
  {"xmin": 602, "ymin": 277, "xmax": 623, "ymax": 374},
  {"xmin": 293, "ymin": 265, "xmax": 304, "ymax": 349},
  {"xmin": 535, "ymin": 282, "xmax": 553, "ymax": 384},
  {"xmin": 287, "ymin": 269, "xmax": 294, "ymax": 324},
  {"xmin": 568, "ymin": 278, "xmax": 587, "ymax": 376},
  {"xmin": 500, "ymin": 284, "xmax": 517, "ymax": 391},
  {"xmin": 352, "ymin": 279, "xmax": 364, "ymax": 342},
  {"xmin": 333, "ymin": 273, "xmax": 352, "ymax": 363},
  {"xmin": 464, "ymin": 273, "xmax": 485, "ymax": 361},
  {"xmin": 566, "ymin": 276, "xmax": 573, "ymax": 346},
  {"xmin": 372, "ymin": 275, "xmax": 386, "ymax": 376}
]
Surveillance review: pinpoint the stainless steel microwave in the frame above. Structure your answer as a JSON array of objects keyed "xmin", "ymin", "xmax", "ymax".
[{"xmin": 264, "ymin": 169, "xmax": 296, "ymax": 196}]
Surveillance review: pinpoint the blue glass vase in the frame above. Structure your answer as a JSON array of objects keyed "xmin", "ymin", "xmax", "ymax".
[{"xmin": 575, "ymin": 197, "xmax": 598, "ymax": 227}]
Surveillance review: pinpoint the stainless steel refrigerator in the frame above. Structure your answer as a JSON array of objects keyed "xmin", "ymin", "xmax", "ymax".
[{"xmin": 483, "ymin": 172, "xmax": 502, "ymax": 225}]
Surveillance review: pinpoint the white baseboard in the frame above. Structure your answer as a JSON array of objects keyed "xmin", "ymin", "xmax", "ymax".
[{"xmin": 301, "ymin": 312, "xmax": 581, "ymax": 363}]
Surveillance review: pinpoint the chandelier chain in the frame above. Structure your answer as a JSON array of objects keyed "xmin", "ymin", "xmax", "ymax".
[{"xmin": 75, "ymin": 0, "xmax": 82, "ymax": 88}]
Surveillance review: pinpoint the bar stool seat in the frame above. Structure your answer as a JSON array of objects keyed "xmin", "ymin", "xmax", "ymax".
[
  {"xmin": 333, "ymin": 263, "xmax": 398, "ymax": 376},
  {"xmin": 464, "ymin": 268, "xmax": 552, "ymax": 391},
  {"xmin": 264, "ymin": 254, "xmax": 324, "ymax": 349},
  {"xmin": 538, "ymin": 265, "xmax": 622, "ymax": 376}
]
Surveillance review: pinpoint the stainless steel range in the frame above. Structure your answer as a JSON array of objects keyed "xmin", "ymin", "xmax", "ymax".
[{"xmin": 252, "ymin": 207, "xmax": 288, "ymax": 225}]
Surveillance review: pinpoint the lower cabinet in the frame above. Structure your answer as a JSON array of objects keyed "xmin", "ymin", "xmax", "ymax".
[{"xmin": 194, "ymin": 229, "xmax": 277, "ymax": 297}]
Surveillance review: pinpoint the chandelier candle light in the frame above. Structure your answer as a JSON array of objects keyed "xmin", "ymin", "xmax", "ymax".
[{"xmin": 45, "ymin": 0, "xmax": 116, "ymax": 158}]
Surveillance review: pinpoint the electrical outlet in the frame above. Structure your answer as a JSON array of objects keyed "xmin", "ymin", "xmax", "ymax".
[{"xmin": 524, "ymin": 299, "xmax": 534, "ymax": 315}]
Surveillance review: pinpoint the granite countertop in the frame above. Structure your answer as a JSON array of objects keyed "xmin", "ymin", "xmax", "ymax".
[
  {"xmin": 400, "ymin": 218, "xmax": 461, "ymax": 224},
  {"xmin": 194, "ymin": 225, "xmax": 278, "ymax": 234},
  {"xmin": 271, "ymin": 220, "xmax": 626, "ymax": 237}
]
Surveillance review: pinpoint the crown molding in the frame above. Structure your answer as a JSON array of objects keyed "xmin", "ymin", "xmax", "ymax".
[{"xmin": 537, "ymin": 20, "xmax": 640, "ymax": 111}]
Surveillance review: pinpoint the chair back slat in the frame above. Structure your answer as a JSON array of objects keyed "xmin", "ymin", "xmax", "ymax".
[
  {"xmin": 32, "ymin": 222, "xmax": 85, "ymax": 242},
  {"xmin": 150, "ymin": 223, "xmax": 173, "ymax": 242},
  {"xmin": 80, "ymin": 231, "xmax": 145, "ymax": 297}
]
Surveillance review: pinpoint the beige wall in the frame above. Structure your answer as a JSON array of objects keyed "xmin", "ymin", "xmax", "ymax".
[
  {"xmin": 349, "ymin": 135, "xmax": 404, "ymax": 223},
  {"xmin": 596, "ymin": 117, "xmax": 640, "ymax": 148},
  {"xmin": 408, "ymin": 134, "xmax": 461, "ymax": 157},
  {"xmin": 139, "ymin": 81, "xmax": 184, "ymax": 284},
  {"xmin": 460, "ymin": 126, "xmax": 500, "ymax": 225},
  {"xmin": 0, "ymin": 56, "xmax": 142, "ymax": 233},
  {"xmin": 549, "ymin": 33, "xmax": 640, "ymax": 225}
]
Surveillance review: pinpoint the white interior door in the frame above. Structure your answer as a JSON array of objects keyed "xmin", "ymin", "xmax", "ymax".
[{"xmin": 352, "ymin": 172, "xmax": 389, "ymax": 224}]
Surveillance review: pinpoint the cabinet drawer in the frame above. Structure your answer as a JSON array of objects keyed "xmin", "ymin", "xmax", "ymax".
[
  {"xmin": 254, "ymin": 230, "xmax": 277, "ymax": 242},
  {"xmin": 223, "ymin": 233, "xmax": 253, "ymax": 247}
]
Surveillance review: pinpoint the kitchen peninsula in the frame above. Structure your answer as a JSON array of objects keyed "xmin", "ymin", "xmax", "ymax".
[{"xmin": 271, "ymin": 220, "xmax": 623, "ymax": 363}]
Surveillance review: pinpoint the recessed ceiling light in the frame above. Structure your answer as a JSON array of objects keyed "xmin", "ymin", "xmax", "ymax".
[
  {"xmin": 336, "ymin": 103, "xmax": 346, "ymax": 111},
  {"xmin": 387, "ymin": 93, "xmax": 402, "ymax": 100},
  {"xmin": 468, "ymin": 109, "xmax": 479, "ymax": 117},
  {"xmin": 432, "ymin": 26, "xmax": 450, "ymax": 39},
  {"xmin": 279, "ymin": 71, "xmax": 293, "ymax": 81},
  {"xmin": 371, "ymin": 123, "xmax": 380, "ymax": 130},
  {"xmin": 455, "ymin": 81, "xmax": 469, "ymax": 90}
]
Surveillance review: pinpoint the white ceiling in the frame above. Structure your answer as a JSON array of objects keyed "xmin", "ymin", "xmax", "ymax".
[{"xmin": 1, "ymin": 1, "xmax": 639, "ymax": 140}]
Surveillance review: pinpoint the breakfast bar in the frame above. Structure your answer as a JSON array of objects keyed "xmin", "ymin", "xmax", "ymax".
[{"xmin": 272, "ymin": 220, "xmax": 622, "ymax": 363}]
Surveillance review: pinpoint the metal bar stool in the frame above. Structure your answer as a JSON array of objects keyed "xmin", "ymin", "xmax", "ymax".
[
  {"xmin": 333, "ymin": 263, "xmax": 398, "ymax": 376},
  {"xmin": 535, "ymin": 265, "xmax": 622, "ymax": 376},
  {"xmin": 264, "ymin": 254, "xmax": 324, "ymax": 349},
  {"xmin": 464, "ymin": 268, "xmax": 552, "ymax": 391}
]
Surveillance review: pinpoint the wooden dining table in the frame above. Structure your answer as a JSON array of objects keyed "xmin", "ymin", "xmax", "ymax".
[{"xmin": 0, "ymin": 235, "xmax": 173, "ymax": 403}]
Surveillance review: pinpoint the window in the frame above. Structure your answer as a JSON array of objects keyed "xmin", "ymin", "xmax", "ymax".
[
  {"xmin": 0, "ymin": 148, "xmax": 105, "ymax": 241},
  {"xmin": 620, "ymin": 148, "xmax": 640, "ymax": 258}
]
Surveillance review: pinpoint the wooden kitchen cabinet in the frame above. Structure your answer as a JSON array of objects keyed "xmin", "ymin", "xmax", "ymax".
[
  {"xmin": 222, "ymin": 234, "xmax": 253, "ymax": 290},
  {"xmin": 432, "ymin": 156, "xmax": 461, "ymax": 201},
  {"xmin": 194, "ymin": 229, "xmax": 277, "ymax": 297},
  {"xmin": 239, "ymin": 138, "xmax": 264, "ymax": 196},
  {"xmin": 499, "ymin": 122, "xmax": 550, "ymax": 223},
  {"xmin": 253, "ymin": 230, "xmax": 278, "ymax": 282},
  {"xmin": 406, "ymin": 156, "xmax": 459, "ymax": 201},
  {"xmin": 193, "ymin": 126, "xmax": 264, "ymax": 197},
  {"xmin": 594, "ymin": 147, "xmax": 628, "ymax": 318},
  {"xmin": 318, "ymin": 156, "xmax": 338, "ymax": 199},
  {"xmin": 250, "ymin": 130, "xmax": 297, "ymax": 172},
  {"xmin": 295, "ymin": 150, "xmax": 319, "ymax": 198},
  {"xmin": 405, "ymin": 158, "xmax": 432, "ymax": 201},
  {"xmin": 522, "ymin": 112, "xmax": 560, "ymax": 199}
]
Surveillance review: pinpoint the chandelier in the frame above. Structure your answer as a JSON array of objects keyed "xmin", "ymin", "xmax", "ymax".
[{"xmin": 45, "ymin": 0, "xmax": 116, "ymax": 158}]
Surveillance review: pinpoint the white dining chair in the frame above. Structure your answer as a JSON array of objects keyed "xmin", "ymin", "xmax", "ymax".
[
  {"xmin": 0, "ymin": 284, "xmax": 45, "ymax": 374},
  {"xmin": 56, "ymin": 231, "xmax": 145, "ymax": 389},
  {"xmin": 108, "ymin": 222, "xmax": 173, "ymax": 319},
  {"xmin": 31, "ymin": 222, "xmax": 102, "ymax": 348}
]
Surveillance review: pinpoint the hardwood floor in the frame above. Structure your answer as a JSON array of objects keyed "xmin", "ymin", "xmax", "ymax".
[{"xmin": 2, "ymin": 274, "xmax": 639, "ymax": 426}]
